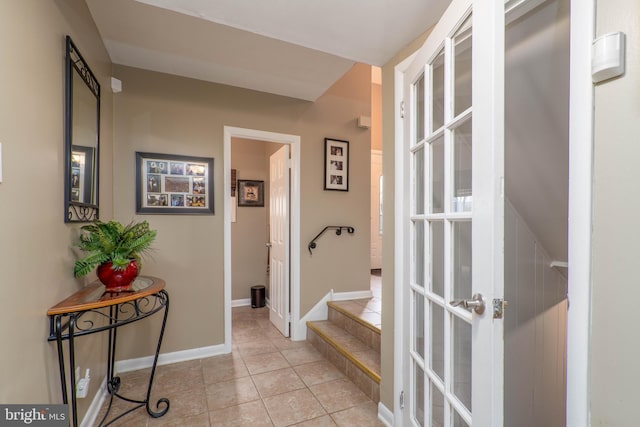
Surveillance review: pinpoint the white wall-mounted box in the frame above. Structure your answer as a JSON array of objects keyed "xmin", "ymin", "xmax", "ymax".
[
  {"xmin": 592, "ymin": 32, "xmax": 626, "ymax": 83},
  {"xmin": 357, "ymin": 115, "xmax": 371, "ymax": 129}
]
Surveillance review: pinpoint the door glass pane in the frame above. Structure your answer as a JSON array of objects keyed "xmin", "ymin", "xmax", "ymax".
[
  {"xmin": 453, "ymin": 316, "xmax": 472, "ymax": 412},
  {"xmin": 414, "ymin": 293, "xmax": 425, "ymax": 360},
  {"xmin": 431, "ymin": 382, "xmax": 445, "ymax": 427},
  {"xmin": 453, "ymin": 221, "xmax": 472, "ymax": 300},
  {"xmin": 416, "ymin": 74, "xmax": 425, "ymax": 143},
  {"xmin": 431, "ymin": 49, "xmax": 445, "ymax": 132},
  {"xmin": 414, "ymin": 363, "xmax": 425, "ymax": 425},
  {"xmin": 453, "ymin": 411, "xmax": 470, "ymax": 427},
  {"xmin": 430, "ymin": 302, "xmax": 444, "ymax": 381},
  {"xmin": 453, "ymin": 15, "xmax": 472, "ymax": 117},
  {"xmin": 431, "ymin": 135, "xmax": 445, "ymax": 214},
  {"xmin": 453, "ymin": 119, "xmax": 472, "ymax": 212},
  {"xmin": 414, "ymin": 220, "xmax": 425, "ymax": 288},
  {"xmin": 408, "ymin": 9, "xmax": 477, "ymax": 427},
  {"xmin": 430, "ymin": 220, "xmax": 444, "ymax": 297},
  {"xmin": 415, "ymin": 147, "xmax": 425, "ymax": 215}
]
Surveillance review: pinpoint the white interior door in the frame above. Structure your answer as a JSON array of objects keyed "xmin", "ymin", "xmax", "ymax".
[
  {"xmin": 371, "ymin": 150, "xmax": 383, "ymax": 270},
  {"xmin": 399, "ymin": 0, "xmax": 505, "ymax": 425},
  {"xmin": 269, "ymin": 145, "xmax": 290, "ymax": 337}
]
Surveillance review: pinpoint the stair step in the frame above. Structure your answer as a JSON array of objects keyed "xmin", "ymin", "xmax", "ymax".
[
  {"xmin": 328, "ymin": 300, "xmax": 381, "ymax": 331},
  {"xmin": 327, "ymin": 301, "xmax": 381, "ymax": 352},
  {"xmin": 307, "ymin": 320, "xmax": 380, "ymax": 402}
]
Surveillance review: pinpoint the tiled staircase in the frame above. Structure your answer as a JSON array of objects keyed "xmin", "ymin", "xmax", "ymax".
[{"xmin": 306, "ymin": 300, "xmax": 381, "ymax": 403}]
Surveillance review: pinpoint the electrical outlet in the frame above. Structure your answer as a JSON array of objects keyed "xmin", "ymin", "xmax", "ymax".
[{"xmin": 76, "ymin": 369, "xmax": 90, "ymax": 398}]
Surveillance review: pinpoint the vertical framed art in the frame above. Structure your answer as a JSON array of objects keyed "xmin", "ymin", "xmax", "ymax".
[{"xmin": 324, "ymin": 138, "xmax": 349, "ymax": 191}]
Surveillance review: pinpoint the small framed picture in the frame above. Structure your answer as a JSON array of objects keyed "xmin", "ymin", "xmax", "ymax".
[
  {"xmin": 136, "ymin": 152, "xmax": 214, "ymax": 215},
  {"xmin": 324, "ymin": 138, "xmax": 349, "ymax": 191},
  {"xmin": 237, "ymin": 180, "xmax": 264, "ymax": 207}
]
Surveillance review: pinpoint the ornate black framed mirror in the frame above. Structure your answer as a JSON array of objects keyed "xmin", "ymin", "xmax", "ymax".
[{"xmin": 64, "ymin": 35, "xmax": 100, "ymax": 222}]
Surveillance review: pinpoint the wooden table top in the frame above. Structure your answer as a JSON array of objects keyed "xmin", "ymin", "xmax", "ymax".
[{"xmin": 47, "ymin": 276, "xmax": 165, "ymax": 316}]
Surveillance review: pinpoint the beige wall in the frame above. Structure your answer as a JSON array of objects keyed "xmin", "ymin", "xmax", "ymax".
[
  {"xmin": 0, "ymin": 2, "xmax": 370, "ymax": 416},
  {"xmin": 112, "ymin": 63, "xmax": 372, "ymax": 359},
  {"xmin": 590, "ymin": 0, "xmax": 640, "ymax": 424},
  {"xmin": 231, "ymin": 138, "xmax": 269, "ymax": 300},
  {"xmin": 0, "ymin": 0, "xmax": 113, "ymax": 417},
  {"xmin": 380, "ymin": 31, "xmax": 430, "ymax": 410},
  {"xmin": 371, "ymin": 83, "xmax": 382, "ymax": 151},
  {"xmin": 299, "ymin": 66, "xmax": 373, "ymax": 314}
]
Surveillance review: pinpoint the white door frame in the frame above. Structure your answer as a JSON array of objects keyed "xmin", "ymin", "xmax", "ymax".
[
  {"xmin": 392, "ymin": 0, "xmax": 596, "ymax": 425},
  {"xmin": 370, "ymin": 149, "xmax": 383, "ymax": 270},
  {"xmin": 393, "ymin": 50, "xmax": 416, "ymax": 427},
  {"xmin": 223, "ymin": 126, "xmax": 301, "ymax": 350},
  {"xmin": 566, "ymin": 0, "xmax": 595, "ymax": 425}
]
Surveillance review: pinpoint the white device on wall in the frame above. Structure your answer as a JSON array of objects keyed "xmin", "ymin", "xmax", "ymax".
[
  {"xmin": 111, "ymin": 77, "xmax": 122, "ymax": 93},
  {"xmin": 592, "ymin": 32, "xmax": 626, "ymax": 83},
  {"xmin": 357, "ymin": 115, "xmax": 371, "ymax": 129}
]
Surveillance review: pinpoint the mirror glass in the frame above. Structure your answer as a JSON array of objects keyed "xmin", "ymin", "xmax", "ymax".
[{"xmin": 65, "ymin": 36, "xmax": 100, "ymax": 222}]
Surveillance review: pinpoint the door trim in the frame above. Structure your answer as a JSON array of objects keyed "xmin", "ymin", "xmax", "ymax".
[
  {"xmin": 370, "ymin": 149, "xmax": 383, "ymax": 270},
  {"xmin": 223, "ymin": 126, "xmax": 301, "ymax": 349},
  {"xmin": 393, "ymin": 50, "xmax": 417, "ymax": 427},
  {"xmin": 566, "ymin": 0, "xmax": 595, "ymax": 425}
]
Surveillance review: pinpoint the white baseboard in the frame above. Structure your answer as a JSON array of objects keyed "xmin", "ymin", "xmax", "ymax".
[
  {"xmin": 232, "ymin": 297, "xmax": 270, "ymax": 308},
  {"xmin": 332, "ymin": 289, "xmax": 373, "ymax": 301},
  {"xmin": 115, "ymin": 343, "xmax": 229, "ymax": 373},
  {"xmin": 232, "ymin": 298, "xmax": 251, "ymax": 307},
  {"xmin": 80, "ymin": 376, "xmax": 108, "ymax": 427},
  {"xmin": 291, "ymin": 288, "xmax": 373, "ymax": 341},
  {"xmin": 291, "ymin": 290, "xmax": 333, "ymax": 341},
  {"xmin": 81, "ymin": 343, "xmax": 229, "ymax": 426},
  {"xmin": 378, "ymin": 402, "xmax": 394, "ymax": 427},
  {"xmin": 80, "ymin": 344, "xmax": 231, "ymax": 427}
]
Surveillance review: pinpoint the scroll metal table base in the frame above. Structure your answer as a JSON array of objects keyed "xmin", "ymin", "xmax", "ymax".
[{"xmin": 48, "ymin": 288, "xmax": 170, "ymax": 427}]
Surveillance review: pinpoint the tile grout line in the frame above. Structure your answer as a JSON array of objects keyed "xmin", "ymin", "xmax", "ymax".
[{"xmin": 100, "ymin": 304, "xmax": 382, "ymax": 426}]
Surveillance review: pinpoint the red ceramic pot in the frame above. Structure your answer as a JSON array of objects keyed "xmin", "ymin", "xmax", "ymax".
[{"xmin": 97, "ymin": 260, "xmax": 139, "ymax": 292}]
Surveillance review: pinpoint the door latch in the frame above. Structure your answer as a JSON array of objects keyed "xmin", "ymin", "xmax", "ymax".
[{"xmin": 493, "ymin": 298, "xmax": 508, "ymax": 319}]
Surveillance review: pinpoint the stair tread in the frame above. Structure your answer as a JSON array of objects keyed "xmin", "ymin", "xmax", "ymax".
[
  {"xmin": 327, "ymin": 300, "xmax": 381, "ymax": 333},
  {"xmin": 307, "ymin": 320, "xmax": 380, "ymax": 380}
]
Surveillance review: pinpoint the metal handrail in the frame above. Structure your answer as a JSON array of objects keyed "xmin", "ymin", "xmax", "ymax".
[{"xmin": 308, "ymin": 225, "xmax": 355, "ymax": 255}]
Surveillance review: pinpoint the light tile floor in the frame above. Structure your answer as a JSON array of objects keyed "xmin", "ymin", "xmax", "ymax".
[{"xmin": 95, "ymin": 305, "xmax": 384, "ymax": 426}]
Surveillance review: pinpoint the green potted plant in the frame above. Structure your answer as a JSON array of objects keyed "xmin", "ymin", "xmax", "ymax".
[{"xmin": 74, "ymin": 220, "xmax": 157, "ymax": 292}]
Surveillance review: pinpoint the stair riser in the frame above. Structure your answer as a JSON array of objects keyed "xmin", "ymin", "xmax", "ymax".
[
  {"xmin": 328, "ymin": 307, "xmax": 381, "ymax": 353},
  {"xmin": 307, "ymin": 327, "xmax": 380, "ymax": 402}
]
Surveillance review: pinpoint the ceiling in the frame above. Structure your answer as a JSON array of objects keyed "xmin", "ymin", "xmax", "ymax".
[{"xmin": 86, "ymin": 0, "xmax": 451, "ymax": 100}]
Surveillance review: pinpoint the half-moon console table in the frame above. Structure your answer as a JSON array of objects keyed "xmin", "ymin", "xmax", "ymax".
[{"xmin": 47, "ymin": 276, "xmax": 170, "ymax": 427}]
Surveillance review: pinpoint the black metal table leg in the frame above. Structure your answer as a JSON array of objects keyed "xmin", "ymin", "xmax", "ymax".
[
  {"xmin": 68, "ymin": 314, "xmax": 78, "ymax": 427},
  {"xmin": 98, "ymin": 294, "xmax": 170, "ymax": 425},
  {"xmin": 54, "ymin": 316, "xmax": 68, "ymax": 406},
  {"xmin": 145, "ymin": 290, "xmax": 170, "ymax": 418}
]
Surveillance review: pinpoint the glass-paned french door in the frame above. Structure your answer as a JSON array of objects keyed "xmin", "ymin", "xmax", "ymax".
[{"xmin": 409, "ymin": 12, "xmax": 473, "ymax": 427}]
